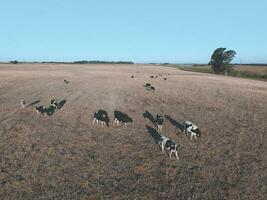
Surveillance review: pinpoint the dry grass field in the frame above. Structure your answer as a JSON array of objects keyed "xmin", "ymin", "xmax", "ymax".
[{"xmin": 0, "ymin": 64, "xmax": 266, "ymax": 199}]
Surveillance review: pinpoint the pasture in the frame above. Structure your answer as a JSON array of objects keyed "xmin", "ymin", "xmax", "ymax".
[
  {"xmin": 178, "ymin": 64, "xmax": 267, "ymax": 81},
  {"xmin": 0, "ymin": 64, "xmax": 266, "ymax": 199}
]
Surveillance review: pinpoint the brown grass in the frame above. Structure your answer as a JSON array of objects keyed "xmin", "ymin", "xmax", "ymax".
[{"xmin": 0, "ymin": 64, "xmax": 266, "ymax": 199}]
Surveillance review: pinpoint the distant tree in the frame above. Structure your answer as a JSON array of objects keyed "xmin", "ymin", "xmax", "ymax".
[
  {"xmin": 209, "ymin": 48, "xmax": 236, "ymax": 75},
  {"xmin": 10, "ymin": 60, "xmax": 19, "ymax": 64}
]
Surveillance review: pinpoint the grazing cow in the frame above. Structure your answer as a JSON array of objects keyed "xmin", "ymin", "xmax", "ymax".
[
  {"xmin": 131, "ymin": 75, "xmax": 134, "ymax": 78},
  {"xmin": 64, "ymin": 79, "xmax": 70, "ymax": 84},
  {"xmin": 20, "ymin": 99, "xmax": 26, "ymax": 109},
  {"xmin": 144, "ymin": 84, "xmax": 155, "ymax": 92},
  {"xmin": 113, "ymin": 110, "xmax": 133, "ymax": 128},
  {"xmin": 150, "ymin": 75, "xmax": 154, "ymax": 78},
  {"xmin": 35, "ymin": 106, "xmax": 47, "ymax": 116},
  {"xmin": 164, "ymin": 78, "xmax": 167, "ymax": 80},
  {"xmin": 144, "ymin": 83, "xmax": 155, "ymax": 92},
  {"xmin": 184, "ymin": 121, "xmax": 201, "ymax": 140},
  {"xmin": 155, "ymin": 114, "xmax": 164, "ymax": 132},
  {"xmin": 51, "ymin": 99, "xmax": 60, "ymax": 109},
  {"xmin": 144, "ymin": 83, "xmax": 151, "ymax": 87},
  {"xmin": 93, "ymin": 110, "xmax": 109, "ymax": 126},
  {"xmin": 159, "ymin": 135, "xmax": 179, "ymax": 160}
]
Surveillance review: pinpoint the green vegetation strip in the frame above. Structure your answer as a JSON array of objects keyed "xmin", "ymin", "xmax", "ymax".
[{"xmin": 178, "ymin": 66, "xmax": 267, "ymax": 81}]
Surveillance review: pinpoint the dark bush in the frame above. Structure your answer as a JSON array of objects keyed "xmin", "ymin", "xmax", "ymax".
[{"xmin": 10, "ymin": 60, "xmax": 19, "ymax": 64}]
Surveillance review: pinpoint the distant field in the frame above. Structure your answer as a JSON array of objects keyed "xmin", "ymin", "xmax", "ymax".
[
  {"xmin": 178, "ymin": 65, "xmax": 267, "ymax": 81},
  {"xmin": 0, "ymin": 64, "xmax": 266, "ymax": 199}
]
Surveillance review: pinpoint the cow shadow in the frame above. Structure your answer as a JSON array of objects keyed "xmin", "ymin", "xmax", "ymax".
[
  {"xmin": 58, "ymin": 99, "xmax": 66, "ymax": 109},
  {"xmin": 27, "ymin": 100, "xmax": 41, "ymax": 107},
  {"xmin": 146, "ymin": 125, "xmax": 161, "ymax": 144},
  {"xmin": 143, "ymin": 111, "xmax": 155, "ymax": 125},
  {"xmin": 46, "ymin": 106, "xmax": 56, "ymax": 116},
  {"xmin": 165, "ymin": 115, "xmax": 184, "ymax": 133}
]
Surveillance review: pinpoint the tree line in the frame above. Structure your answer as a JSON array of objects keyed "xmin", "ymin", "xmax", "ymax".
[{"xmin": 9, "ymin": 60, "xmax": 134, "ymax": 65}]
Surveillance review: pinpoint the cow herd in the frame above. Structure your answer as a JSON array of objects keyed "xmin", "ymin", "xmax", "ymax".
[
  {"xmin": 34, "ymin": 99, "xmax": 65, "ymax": 116},
  {"xmin": 19, "ymin": 75, "xmax": 201, "ymax": 161},
  {"xmin": 93, "ymin": 110, "xmax": 133, "ymax": 128},
  {"xmin": 92, "ymin": 108, "xmax": 201, "ymax": 160}
]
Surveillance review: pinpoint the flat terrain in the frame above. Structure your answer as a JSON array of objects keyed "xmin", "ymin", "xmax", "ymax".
[
  {"xmin": 179, "ymin": 65, "xmax": 267, "ymax": 81},
  {"xmin": 0, "ymin": 64, "xmax": 266, "ymax": 199},
  {"xmin": 234, "ymin": 65, "xmax": 267, "ymax": 74}
]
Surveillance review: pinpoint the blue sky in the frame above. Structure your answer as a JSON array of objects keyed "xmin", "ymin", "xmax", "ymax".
[{"xmin": 0, "ymin": 0, "xmax": 266, "ymax": 63}]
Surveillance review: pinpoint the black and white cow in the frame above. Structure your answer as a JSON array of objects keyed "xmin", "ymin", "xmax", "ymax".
[
  {"xmin": 35, "ymin": 106, "xmax": 47, "ymax": 116},
  {"xmin": 113, "ymin": 110, "xmax": 133, "ymax": 128},
  {"xmin": 64, "ymin": 79, "xmax": 70, "ymax": 84},
  {"xmin": 159, "ymin": 135, "xmax": 179, "ymax": 160},
  {"xmin": 144, "ymin": 83, "xmax": 155, "ymax": 92},
  {"xmin": 20, "ymin": 99, "xmax": 26, "ymax": 109},
  {"xmin": 51, "ymin": 99, "xmax": 60, "ymax": 109},
  {"xmin": 155, "ymin": 114, "xmax": 164, "ymax": 132},
  {"xmin": 93, "ymin": 110, "xmax": 109, "ymax": 126},
  {"xmin": 184, "ymin": 121, "xmax": 201, "ymax": 140},
  {"xmin": 144, "ymin": 83, "xmax": 151, "ymax": 87}
]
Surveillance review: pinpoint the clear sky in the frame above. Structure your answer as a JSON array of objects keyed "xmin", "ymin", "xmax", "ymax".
[{"xmin": 0, "ymin": 0, "xmax": 266, "ymax": 63}]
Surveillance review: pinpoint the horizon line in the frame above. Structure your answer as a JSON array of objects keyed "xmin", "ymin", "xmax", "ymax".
[{"xmin": 1, "ymin": 60, "xmax": 267, "ymax": 66}]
